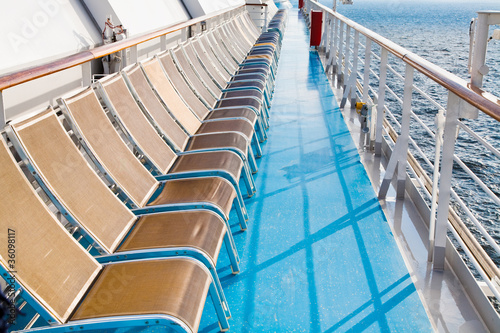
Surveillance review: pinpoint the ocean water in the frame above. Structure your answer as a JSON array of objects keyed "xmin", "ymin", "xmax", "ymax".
[{"xmin": 313, "ymin": 0, "xmax": 500, "ymax": 266}]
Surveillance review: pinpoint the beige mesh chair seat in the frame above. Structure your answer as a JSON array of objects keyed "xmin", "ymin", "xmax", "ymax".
[
  {"xmin": 133, "ymin": 60, "xmax": 261, "ymax": 172},
  {"xmin": 71, "ymin": 259, "xmax": 211, "ymax": 331},
  {"xmin": 169, "ymin": 151, "xmax": 243, "ymax": 184},
  {"xmin": 0, "ymin": 137, "xmax": 229, "ymax": 333},
  {"xmin": 117, "ymin": 211, "xmax": 225, "ymax": 262}
]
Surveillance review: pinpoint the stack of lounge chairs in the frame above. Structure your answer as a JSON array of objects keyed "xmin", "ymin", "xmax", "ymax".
[{"xmin": 0, "ymin": 9, "xmax": 287, "ymax": 333}]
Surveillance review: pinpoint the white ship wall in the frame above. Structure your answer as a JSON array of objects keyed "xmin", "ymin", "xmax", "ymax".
[
  {"xmin": 183, "ymin": 0, "xmax": 245, "ymax": 17},
  {"xmin": 0, "ymin": 0, "xmax": 102, "ymax": 121},
  {"xmin": 0, "ymin": 0, "xmax": 247, "ymax": 122},
  {"xmin": 83, "ymin": 0, "xmax": 191, "ymax": 36},
  {"xmin": 0, "ymin": 0, "xmax": 101, "ymax": 75}
]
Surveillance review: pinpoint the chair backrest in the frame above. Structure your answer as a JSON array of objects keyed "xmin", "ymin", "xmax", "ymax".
[
  {"xmin": 0, "ymin": 134, "xmax": 101, "ymax": 324},
  {"xmin": 240, "ymin": 12, "xmax": 261, "ymax": 39},
  {"xmin": 226, "ymin": 20, "xmax": 254, "ymax": 53},
  {"xmin": 229, "ymin": 19, "xmax": 255, "ymax": 48},
  {"xmin": 123, "ymin": 64, "xmax": 190, "ymax": 151},
  {"xmin": 191, "ymin": 38, "xmax": 229, "ymax": 86},
  {"xmin": 199, "ymin": 33, "xmax": 234, "ymax": 76},
  {"xmin": 59, "ymin": 87, "xmax": 159, "ymax": 208},
  {"xmin": 9, "ymin": 107, "xmax": 137, "ymax": 253},
  {"xmin": 98, "ymin": 73, "xmax": 178, "ymax": 174},
  {"xmin": 181, "ymin": 43, "xmax": 222, "ymax": 97},
  {"xmin": 213, "ymin": 28, "xmax": 243, "ymax": 64},
  {"xmin": 158, "ymin": 52, "xmax": 210, "ymax": 120},
  {"xmin": 205, "ymin": 31, "xmax": 238, "ymax": 71},
  {"xmin": 172, "ymin": 47, "xmax": 218, "ymax": 107},
  {"xmin": 217, "ymin": 24, "xmax": 245, "ymax": 61},
  {"xmin": 140, "ymin": 58, "xmax": 202, "ymax": 135}
]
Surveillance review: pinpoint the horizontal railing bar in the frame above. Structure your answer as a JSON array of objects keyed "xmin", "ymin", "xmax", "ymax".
[
  {"xmin": 0, "ymin": 4, "xmax": 245, "ymax": 91},
  {"xmin": 0, "ymin": 51, "xmax": 94, "ymax": 91},
  {"xmin": 454, "ymin": 156, "xmax": 500, "ymax": 206},
  {"xmin": 412, "ymin": 84, "xmax": 447, "ymax": 113},
  {"xmin": 368, "ymin": 58, "xmax": 446, "ymax": 120},
  {"xmin": 313, "ymin": 1, "xmax": 500, "ymax": 121},
  {"xmin": 451, "ymin": 188, "xmax": 500, "ymax": 256},
  {"xmin": 459, "ymin": 122, "xmax": 500, "ymax": 159},
  {"xmin": 361, "ymin": 69, "xmax": 500, "ymax": 209},
  {"xmin": 386, "ymin": 85, "xmax": 404, "ymax": 106},
  {"xmin": 409, "ymin": 135, "xmax": 434, "ymax": 169},
  {"xmin": 449, "ymin": 221, "xmax": 500, "ymax": 300}
]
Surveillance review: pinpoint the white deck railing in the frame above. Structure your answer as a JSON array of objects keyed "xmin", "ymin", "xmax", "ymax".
[{"xmin": 304, "ymin": 0, "xmax": 500, "ymax": 316}]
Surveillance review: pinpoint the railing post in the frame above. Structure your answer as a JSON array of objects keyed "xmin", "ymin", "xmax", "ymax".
[
  {"xmin": 428, "ymin": 109, "xmax": 445, "ymax": 262},
  {"xmin": 342, "ymin": 25, "xmax": 351, "ymax": 89},
  {"xmin": 378, "ymin": 64, "xmax": 414, "ymax": 199},
  {"xmin": 336, "ymin": 22, "xmax": 344, "ymax": 87},
  {"xmin": 322, "ymin": 15, "xmax": 331, "ymax": 55},
  {"xmin": 327, "ymin": 17, "xmax": 339, "ymax": 76},
  {"xmin": 129, "ymin": 45, "xmax": 138, "ymax": 65},
  {"xmin": 160, "ymin": 35, "xmax": 167, "ymax": 51},
  {"xmin": 360, "ymin": 38, "xmax": 372, "ymax": 146},
  {"xmin": 327, "ymin": 15, "xmax": 334, "ymax": 64},
  {"xmin": 340, "ymin": 30, "xmax": 359, "ymax": 108},
  {"xmin": 362, "ymin": 38, "xmax": 371, "ymax": 103},
  {"xmin": 325, "ymin": 16, "xmax": 331, "ymax": 64},
  {"xmin": 374, "ymin": 48, "xmax": 388, "ymax": 156},
  {"xmin": 82, "ymin": 62, "xmax": 92, "ymax": 86},
  {"xmin": 432, "ymin": 92, "xmax": 461, "ymax": 271},
  {"xmin": 264, "ymin": 7, "xmax": 268, "ymax": 32},
  {"xmin": 470, "ymin": 12, "xmax": 500, "ymax": 89}
]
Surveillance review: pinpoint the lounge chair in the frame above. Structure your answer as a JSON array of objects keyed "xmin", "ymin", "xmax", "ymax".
[
  {"xmin": 0, "ymin": 137, "xmax": 229, "ymax": 332},
  {"xmin": 94, "ymin": 72, "xmax": 253, "ymax": 215},
  {"xmin": 157, "ymin": 51, "xmax": 268, "ymax": 143},
  {"xmin": 56, "ymin": 88, "xmax": 249, "ymax": 234},
  {"xmin": 8, "ymin": 105, "xmax": 240, "ymax": 311},
  {"xmin": 191, "ymin": 36, "xmax": 270, "ymax": 92},
  {"xmin": 170, "ymin": 46, "xmax": 266, "ymax": 116},
  {"xmin": 181, "ymin": 41, "xmax": 268, "ymax": 109},
  {"xmin": 137, "ymin": 58, "xmax": 261, "ymax": 172}
]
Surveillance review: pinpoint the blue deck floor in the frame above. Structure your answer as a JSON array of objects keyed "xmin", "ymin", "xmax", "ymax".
[{"xmin": 199, "ymin": 9, "xmax": 432, "ymax": 332}]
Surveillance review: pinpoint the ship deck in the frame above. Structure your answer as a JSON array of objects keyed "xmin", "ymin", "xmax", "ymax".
[{"xmin": 199, "ymin": 9, "xmax": 433, "ymax": 332}]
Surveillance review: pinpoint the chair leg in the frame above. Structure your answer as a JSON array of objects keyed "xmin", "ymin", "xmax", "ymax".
[
  {"xmin": 256, "ymin": 118, "xmax": 267, "ymax": 143},
  {"xmin": 260, "ymin": 109, "xmax": 270, "ymax": 130},
  {"xmin": 233, "ymin": 200, "xmax": 248, "ymax": 231},
  {"xmin": 209, "ymin": 281, "xmax": 230, "ymax": 332},
  {"xmin": 241, "ymin": 165, "xmax": 256, "ymax": 197},
  {"xmin": 252, "ymin": 132, "xmax": 262, "ymax": 158},
  {"xmin": 224, "ymin": 233, "xmax": 240, "ymax": 274},
  {"xmin": 248, "ymin": 148, "xmax": 258, "ymax": 174},
  {"xmin": 234, "ymin": 185, "xmax": 249, "ymax": 222}
]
